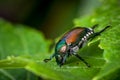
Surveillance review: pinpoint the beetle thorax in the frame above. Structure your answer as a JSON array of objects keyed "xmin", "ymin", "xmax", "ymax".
[{"xmin": 56, "ymin": 39, "xmax": 67, "ymax": 54}]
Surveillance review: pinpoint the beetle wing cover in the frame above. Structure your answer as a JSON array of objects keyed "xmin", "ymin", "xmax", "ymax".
[{"xmin": 61, "ymin": 27, "xmax": 85, "ymax": 45}]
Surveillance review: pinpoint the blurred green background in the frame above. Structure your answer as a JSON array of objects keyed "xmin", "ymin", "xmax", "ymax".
[{"xmin": 0, "ymin": 0, "xmax": 99, "ymax": 38}]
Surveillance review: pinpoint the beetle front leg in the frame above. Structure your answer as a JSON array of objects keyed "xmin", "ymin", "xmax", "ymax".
[
  {"xmin": 73, "ymin": 53, "xmax": 90, "ymax": 67},
  {"xmin": 59, "ymin": 53, "xmax": 68, "ymax": 67},
  {"xmin": 44, "ymin": 53, "xmax": 55, "ymax": 63}
]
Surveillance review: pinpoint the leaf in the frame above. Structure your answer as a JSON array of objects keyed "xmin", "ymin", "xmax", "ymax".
[
  {"xmin": 0, "ymin": 69, "xmax": 40, "ymax": 80},
  {"xmin": 26, "ymin": 40, "xmax": 105, "ymax": 80},
  {"xmin": 0, "ymin": 19, "xmax": 50, "ymax": 80},
  {"xmin": 0, "ymin": 19, "xmax": 104, "ymax": 80}
]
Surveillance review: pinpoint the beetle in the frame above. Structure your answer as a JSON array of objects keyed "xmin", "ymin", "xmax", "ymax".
[{"xmin": 44, "ymin": 24, "xmax": 110, "ymax": 67}]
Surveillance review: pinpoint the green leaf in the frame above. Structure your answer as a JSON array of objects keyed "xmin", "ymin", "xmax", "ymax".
[
  {"xmin": 0, "ymin": 18, "xmax": 104, "ymax": 80},
  {"xmin": 0, "ymin": 19, "xmax": 50, "ymax": 80},
  {"xmin": 0, "ymin": 18, "xmax": 105, "ymax": 80}
]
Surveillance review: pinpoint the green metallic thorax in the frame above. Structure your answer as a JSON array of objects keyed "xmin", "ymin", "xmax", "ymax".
[{"xmin": 55, "ymin": 39, "xmax": 66, "ymax": 52}]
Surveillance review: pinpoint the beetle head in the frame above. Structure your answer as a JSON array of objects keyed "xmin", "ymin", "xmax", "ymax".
[
  {"xmin": 55, "ymin": 52, "xmax": 68, "ymax": 67},
  {"xmin": 55, "ymin": 54, "xmax": 63, "ymax": 66},
  {"xmin": 55, "ymin": 43, "xmax": 68, "ymax": 66}
]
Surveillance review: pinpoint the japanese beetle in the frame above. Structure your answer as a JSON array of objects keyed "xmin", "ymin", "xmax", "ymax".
[{"xmin": 44, "ymin": 24, "xmax": 110, "ymax": 67}]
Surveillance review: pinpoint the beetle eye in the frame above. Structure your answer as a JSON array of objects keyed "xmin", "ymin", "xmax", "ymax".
[{"xmin": 59, "ymin": 45, "xmax": 67, "ymax": 53}]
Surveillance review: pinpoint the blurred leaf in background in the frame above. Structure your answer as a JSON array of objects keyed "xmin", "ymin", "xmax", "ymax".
[
  {"xmin": 0, "ymin": 19, "xmax": 50, "ymax": 80},
  {"xmin": 0, "ymin": 0, "xmax": 120, "ymax": 80}
]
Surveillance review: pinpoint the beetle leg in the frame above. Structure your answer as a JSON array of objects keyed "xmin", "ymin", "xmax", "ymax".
[
  {"xmin": 92, "ymin": 24, "xmax": 99, "ymax": 29},
  {"xmin": 73, "ymin": 53, "xmax": 90, "ymax": 67},
  {"xmin": 59, "ymin": 53, "xmax": 68, "ymax": 67},
  {"xmin": 89, "ymin": 26, "xmax": 110, "ymax": 41},
  {"xmin": 44, "ymin": 53, "xmax": 56, "ymax": 63},
  {"xmin": 94, "ymin": 25, "xmax": 110, "ymax": 36}
]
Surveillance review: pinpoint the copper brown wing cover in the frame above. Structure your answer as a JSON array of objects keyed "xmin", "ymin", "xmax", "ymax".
[{"xmin": 60, "ymin": 27, "xmax": 85, "ymax": 45}]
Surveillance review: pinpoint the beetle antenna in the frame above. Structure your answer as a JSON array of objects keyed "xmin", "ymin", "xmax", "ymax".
[{"xmin": 92, "ymin": 24, "xmax": 99, "ymax": 29}]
